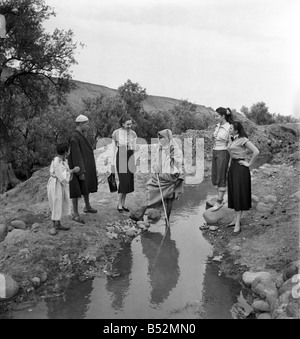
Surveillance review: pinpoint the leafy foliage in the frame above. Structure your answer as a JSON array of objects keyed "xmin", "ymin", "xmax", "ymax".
[
  {"xmin": 241, "ymin": 102, "xmax": 299, "ymax": 125},
  {"xmin": 0, "ymin": 0, "xmax": 81, "ymax": 182},
  {"xmin": 170, "ymin": 99, "xmax": 214, "ymax": 134}
]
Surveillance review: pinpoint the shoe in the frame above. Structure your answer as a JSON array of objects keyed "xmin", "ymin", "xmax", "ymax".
[
  {"xmin": 56, "ymin": 223, "xmax": 70, "ymax": 231},
  {"xmin": 231, "ymin": 228, "xmax": 241, "ymax": 236},
  {"xmin": 122, "ymin": 206, "xmax": 130, "ymax": 212},
  {"xmin": 84, "ymin": 207, "xmax": 97, "ymax": 213},
  {"xmin": 226, "ymin": 221, "xmax": 242, "ymax": 228},
  {"xmin": 49, "ymin": 227, "xmax": 57, "ymax": 236},
  {"xmin": 210, "ymin": 202, "xmax": 223, "ymax": 212},
  {"xmin": 72, "ymin": 215, "xmax": 85, "ymax": 224},
  {"xmin": 117, "ymin": 206, "xmax": 124, "ymax": 213}
]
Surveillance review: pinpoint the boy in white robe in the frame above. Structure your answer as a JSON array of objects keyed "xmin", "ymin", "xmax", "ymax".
[{"xmin": 47, "ymin": 143, "xmax": 80, "ymax": 235}]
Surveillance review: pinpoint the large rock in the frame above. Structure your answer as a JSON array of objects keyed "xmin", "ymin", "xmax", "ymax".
[
  {"xmin": 0, "ymin": 224, "xmax": 7, "ymax": 242},
  {"xmin": 251, "ymin": 275, "xmax": 279, "ymax": 312},
  {"xmin": 256, "ymin": 313, "xmax": 272, "ymax": 319},
  {"xmin": 261, "ymin": 195, "xmax": 277, "ymax": 204},
  {"xmin": 286, "ymin": 299, "xmax": 300, "ymax": 319},
  {"xmin": 205, "ymin": 198, "xmax": 217, "ymax": 210},
  {"xmin": 283, "ymin": 261, "xmax": 300, "ymax": 282},
  {"xmin": 251, "ymin": 195, "xmax": 260, "ymax": 208},
  {"xmin": 242, "ymin": 271, "xmax": 273, "ymax": 286},
  {"xmin": 2, "ymin": 229, "xmax": 29, "ymax": 245},
  {"xmin": 279, "ymin": 277, "xmax": 298, "ymax": 296},
  {"xmin": 203, "ymin": 204, "xmax": 234, "ymax": 224},
  {"xmin": 146, "ymin": 209, "xmax": 161, "ymax": 222},
  {"xmin": 0, "ymin": 273, "xmax": 19, "ymax": 299},
  {"xmin": 256, "ymin": 202, "xmax": 275, "ymax": 214},
  {"xmin": 10, "ymin": 220, "xmax": 27, "ymax": 230},
  {"xmin": 252, "ymin": 300, "xmax": 271, "ymax": 313}
]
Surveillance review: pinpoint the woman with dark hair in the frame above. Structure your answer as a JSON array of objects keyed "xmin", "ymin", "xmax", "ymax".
[
  {"xmin": 112, "ymin": 114, "xmax": 137, "ymax": 213},
  {"xmin": 210, "ymin": 107, "xmax": 233, "ymax": 211},
  {"xmin": 47, "ymin": 143, "xmax": 80, "ymax": 235},
  {"xmin": 227, "ymin": 121, "xmax": 259, "ymax": 235}
]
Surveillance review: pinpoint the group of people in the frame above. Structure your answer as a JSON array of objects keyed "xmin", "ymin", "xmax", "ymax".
[
  {"xmin": 47, "ymin": 114, "xmax": 98, "ymax": 235},
  {"xmin": 211, "ymin": 107, "xmax": 259, "ymax": 235},
  {"xmin": 47, "ymin": 107, "xmax": 259, "ymax": 237}
]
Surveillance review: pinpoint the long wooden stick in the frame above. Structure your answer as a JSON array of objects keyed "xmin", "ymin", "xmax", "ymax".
[{"xmin": 157, "ymin": 173, "xmax": 170, "ymax": 228}]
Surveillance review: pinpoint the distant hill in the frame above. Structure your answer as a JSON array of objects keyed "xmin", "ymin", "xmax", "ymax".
[
  {"xmin": 68, "ymin": 79, "xmax": 214, "ymax": 115},
  {"xmin": 1, "ymin": 67, "xmax": 214, "ymax": 114}
]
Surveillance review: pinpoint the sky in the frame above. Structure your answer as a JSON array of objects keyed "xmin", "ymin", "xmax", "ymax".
[{"xmin": 43, "ymin": 0, "xmax": 300, "ymax": 118}]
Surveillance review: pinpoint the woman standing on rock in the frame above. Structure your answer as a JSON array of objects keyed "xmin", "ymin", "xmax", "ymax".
[
  {"xmin": 227, "ymin": 121, "xmax": 259, "ymax": 235},
  {"xmin": 112, "ymin": 115, "xmax": 137, "ymax": 213},
  {"xmin": 211, "ymin": 107, "xmax": 233, "ymax": 211}
]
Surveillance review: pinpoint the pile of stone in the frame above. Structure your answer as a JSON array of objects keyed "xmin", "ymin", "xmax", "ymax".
[
  {"xmin": 105, "ymin": 219, "xmax": 151, "ymax": 240},
  {"xmin": 242, "ymin": 261, "xmax": 300, "ymax": 319}
]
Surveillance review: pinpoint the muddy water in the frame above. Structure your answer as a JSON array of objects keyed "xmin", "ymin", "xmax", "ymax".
[{"xmin": 10, "ymin": 180, "xmax": 246, "ymax": 319}]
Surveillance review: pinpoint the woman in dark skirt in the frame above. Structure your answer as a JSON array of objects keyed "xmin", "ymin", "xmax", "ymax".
[
  {"xmin": 227, "ymin": 121, "xmax": 259, "ymax": 235},
  {"xmin": 112, "ymin": 115, "xmax": 137, "ymax": 213}
]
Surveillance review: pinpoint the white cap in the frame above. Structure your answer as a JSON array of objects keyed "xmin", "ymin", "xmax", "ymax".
[{"xmin": 75, "ymin": 114, "xmax": 89, "ymax": 123}]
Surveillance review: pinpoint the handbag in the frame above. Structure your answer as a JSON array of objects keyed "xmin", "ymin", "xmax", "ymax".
[{"xmin": 107, "ymin": 173, "xmax": 118, "ymax": 193}]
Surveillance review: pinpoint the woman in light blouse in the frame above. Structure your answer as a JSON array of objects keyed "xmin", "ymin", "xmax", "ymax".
[
  {"xmin": 112, "ymin": 115, "xmax": 137, "ymax": 213},
  {"xmin": 227, "ymin": 121, "xmax": 259, "ymax": 235},
  {"xmin": 211, "ymin": 107, "xmax": 233, "ymax": 211}
]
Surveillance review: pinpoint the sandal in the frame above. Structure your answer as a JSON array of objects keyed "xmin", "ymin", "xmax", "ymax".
[
  {"xmin": 72, "ymin": 215, "xmax": 85, "ymax": 224},
  {"xmin": 56, "ymin": 222, "xmax": 70, "ymax": 231},
  {"xmin": 232, "ymin": 228, "xmax": 242, "ymax": 236},
  {"xmin": 83, "ymin": 207, "xmax": 97, "ymax": 213},
  {"xmin": 226, "ymin": 221, "xmax": 242, "ymax": 228},
  {"xmin": 117, "ymin": 206, "xmax": 124, "ymax": 213},
  {"xmin": 122, "ymin": 206, "xmax": 130, "ymax": 212}
]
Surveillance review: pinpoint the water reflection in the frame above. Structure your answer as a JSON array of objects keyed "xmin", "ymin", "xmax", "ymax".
[
  {"xmin": 105, "ymin": 242, "xmax": 133, "ymax": 310},
  {"xmin": 200, "ymin": 263, "xmax": 241, "ymax": 319},
  {"xmin": 46, "ymin": 278, "xmax": 93, "ymax": 319},
  {"xmin": 141, "ymin": 227, "xmax": 180, "ymax": 306}
]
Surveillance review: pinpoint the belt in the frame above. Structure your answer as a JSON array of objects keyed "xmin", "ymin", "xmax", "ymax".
[
  {"xmin": 117, "ymin": 146, "xmax": 134, "ymax": 150},
  {"xmin": 232, "ymin": 158, "xmax": 245, "ymax": 161}
]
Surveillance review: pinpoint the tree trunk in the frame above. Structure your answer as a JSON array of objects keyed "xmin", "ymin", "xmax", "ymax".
[{"xmin": 0, "ymin": 119, "xmax": 20, "ymax": 194}]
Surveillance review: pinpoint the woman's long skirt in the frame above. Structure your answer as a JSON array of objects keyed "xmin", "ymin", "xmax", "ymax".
[
  {"xmin": 146, "ymin": 173, "xmax": 184, "ymax": 208},
  {"xmin": 116, "ymin": 147, "xmax": 135, "ymax": 194},
  {"xmin": 228, "ymin": 159, "xmax": 252, "ymax": 211}
]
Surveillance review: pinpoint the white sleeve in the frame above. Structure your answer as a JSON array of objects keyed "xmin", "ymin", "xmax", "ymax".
[{"xmin": 53, "ymin": 158, "xmax": 70, "ymax": 185}]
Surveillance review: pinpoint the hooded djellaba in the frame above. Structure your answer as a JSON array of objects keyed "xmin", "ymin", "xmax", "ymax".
[{"xmin": 130, "ymin": 129, "xmax": 185, "ymax": 222}]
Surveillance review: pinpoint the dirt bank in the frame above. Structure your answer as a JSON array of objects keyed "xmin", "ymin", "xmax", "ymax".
[
  {"xmin": 0, "ymin": 168, "xmax": 152, "ymax": 316},
  {"xmin": 0, "ymin": 121, "xmax": 299, "ymax": 318},
  {"xmin": 201, "ymin": 162, "xmax": 299, "ymax": 278}
]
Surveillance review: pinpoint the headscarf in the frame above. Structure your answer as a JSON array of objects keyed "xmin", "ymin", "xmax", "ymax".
[
  {"xmin": 157, "ymin": 129, "xmax": 173, "ymax": 144},
  {"xmin": 157, "ymin": 129, "xmax": 182, "ymax": 174}
]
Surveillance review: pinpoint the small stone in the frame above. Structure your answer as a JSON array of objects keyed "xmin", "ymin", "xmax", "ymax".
[
  {"xmin": 126, "ymin": 227, "xmax": 137, "ymax": 237},
  {"xmin": 31, "ymin": 277, "xmax": 41, "ymax": 287},
  {"xmin": 10, "ymin": 220, "xmax": 27, "ymax": 230},
  {"xmin": 242, "ymin": 271, "xmax": 272, "ymax": 286},
  {"xmin": 31, "ymin": 223, "xmax": 40, "ymax": 231},
  {"xmin": 212, "ymin": 256, "xmax": 223, "ymax": 262},
  {"xmin": 209, "ymin": 226, "xmax": 218, "ymax": 231},
  {"xmin": 252, "ymin": 300, "xmax": 271, "ymax": 313},
  {"xmin": 256, "ymin": 313, "xmax": 272, "ymax": 319},
  {"xmin": 40, "ymin": 272, "xmax": 48, "ymax": 283}
]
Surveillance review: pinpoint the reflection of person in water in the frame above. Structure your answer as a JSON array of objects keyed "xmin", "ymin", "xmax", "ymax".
[
  {"xmin": 141, "ymin": 227, "xmax": 180, "ymax": 305},
  {"xmin": 105, "ymin": 242, "xmax": 133, "ymax": 310},
  {"xmin": 46, "ymin": 277, "xmax": 93, "ymax": 319}
]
